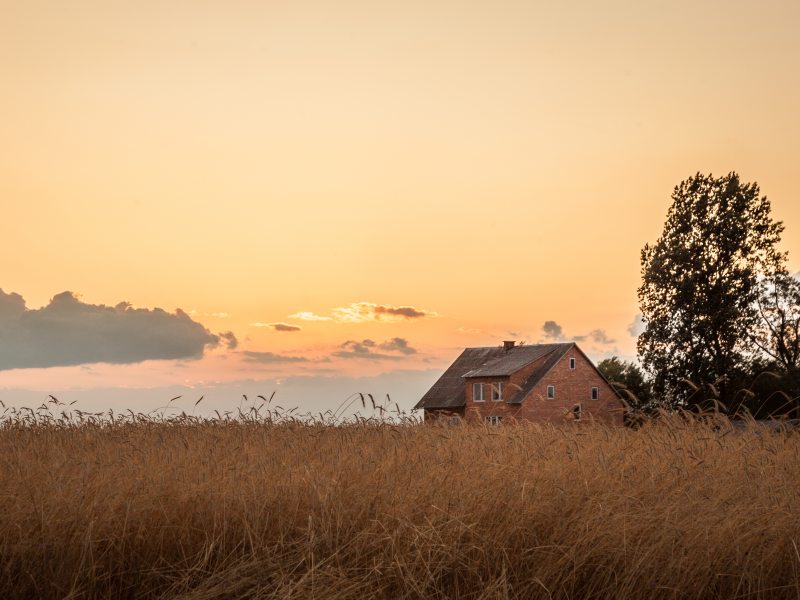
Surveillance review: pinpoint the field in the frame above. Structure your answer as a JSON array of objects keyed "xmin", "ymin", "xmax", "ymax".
[{"xmin": 1, "ymin": 407, "xmax": 799, "ymax": 599}]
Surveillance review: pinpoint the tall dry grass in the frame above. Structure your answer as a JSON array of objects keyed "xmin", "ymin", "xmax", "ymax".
[{"xmin": 1, "ymin": 409, "xmax": 799, "ymax": 599}]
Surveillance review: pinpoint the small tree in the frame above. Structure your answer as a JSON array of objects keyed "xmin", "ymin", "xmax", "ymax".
[
  {"xmin": 597, "ymin": 357, "xmax": 652, "ymax": 407},
  {"xmin": 638, "ymin": 172, "xmax": 785, "ymax": 407}
]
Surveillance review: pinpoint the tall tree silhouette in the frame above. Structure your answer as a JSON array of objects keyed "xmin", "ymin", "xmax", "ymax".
[{"xmin": 638, "ymin": 172, "xmax": 785, "ymax": 407}]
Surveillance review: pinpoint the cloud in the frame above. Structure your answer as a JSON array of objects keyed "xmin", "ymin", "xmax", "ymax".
[
  {"xmin": 272, "ymin": 323, "xmax": 301, "ymax": 332},
  {"xmin": 0, "ymin": 290, "xmax": 220, "ymax": 370},
  {"xmin": 289, "ymin": 302, "xmax": 436, "ymax": 324},
  {"xmin": 333, "ymin": 337, "xmax": 418, "ymax": 360},
  {"xmin": 374, "ymin": 305, "xmax": 427, "ymax": 319},
  {"xmin": 332, "ymin": 302, "xmax": 435, "ymax": 322},
  {"xmin": 0, "ymin": 290, "xmax": 25, "ymax": 320},
  {"xmin": 218, "ymin": 331, "xmax": 238, "ymax": 349},
  {"xmin": 336, "ymin": 339, "xmax": 378, "ymax": 356},
  {"xmin": 589, "ymin": 329, "xmax": 615, "ymax": 344},
  {"xmin": 288, "ymin": 311, "xmax": 332, "ymax": 321},
  {"xmin": 542, "ymin": 320, "xmax": 564, "ymax": 340},
  {"xmin": 541, "ymin": 321, "xmax": 615, "ymax": 346},
  {"xmin": 240, "ymin": 351, "xmax": 309, "ymax": 364},
  {"xmin": 378, "ymin": 337, "xmax": 417, "ymax": 355},
  {"xmin": 250, "ymin": 322, "xmax": 302, "ymax": 332},
  {"xmin": 627, "ymin": 314, "xmax": 646, "ymax": 337}
]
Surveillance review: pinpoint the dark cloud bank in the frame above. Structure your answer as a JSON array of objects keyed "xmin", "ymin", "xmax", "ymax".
[{"xmin": 0, "ymin": 289, "xmax": 234, "ymax": 370}]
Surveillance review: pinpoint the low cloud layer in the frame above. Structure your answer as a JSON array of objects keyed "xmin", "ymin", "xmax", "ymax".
[
  {"xmin": 250, "ymin": 322, "xmax": 302, "ymax": 332},
  {"xmin": 378, "ymin": 337, "xmax": 417, "ymax": 355},
  {"xmin": 287, "ymin": 311, "xmax": 333, "ymax": 322},
  {"xmin": 333, "ymin": 302, "xmax": 435, "ymax": 322},
  {"xmin": 541, "ymin": 321, "xmax": 616, "ymax": 346},
  {"xmin": 574, "ymin": 329, "xmax": 616, "ymax": 345},
  {"xmin": 289, "ymin": 302, "xmax": 435, "ymax": 324},
  {"xmin": 333, "ymin": 337, "xmax": 418, "ymax": 360},
  {"xmin": 0, "ymin": 290, "xmax": 222, "ymax": 370},
  {"xmin": 374, "ymin": 305, "xmax": 427, "ymax": 319},
  {"xmin": 589, "ymin": 329, "xmax": 615, "ymax": 344},
  {"xmin": 240, "ymin": 351, "xmax": 308, "ymax": 364},
  {"xmin": 272, "ymin": 323, "xmax": 302, "ymax": 332}
]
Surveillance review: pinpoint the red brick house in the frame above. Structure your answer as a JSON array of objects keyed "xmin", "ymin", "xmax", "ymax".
[{"xmin": 414, "ymin": 341, "xmax": 624, "ymax": 425}]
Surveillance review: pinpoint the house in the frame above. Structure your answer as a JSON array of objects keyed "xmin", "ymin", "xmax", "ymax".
[{"xmin": 414, "ymin": 341, "xmax": 624, "ymax": 425}]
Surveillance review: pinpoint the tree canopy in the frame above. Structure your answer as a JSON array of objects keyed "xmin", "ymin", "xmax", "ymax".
[
  {"xmin": 597, "ymin": 357, "xmax": 652, "ymax": 408},
  {"xmin": 637, "ymin": 172, "xmax": 785, "ymax": 407}
]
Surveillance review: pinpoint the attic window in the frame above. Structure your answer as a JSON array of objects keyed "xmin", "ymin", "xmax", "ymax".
[
  {"xmin": 591, "ymin": 386, "xmax": 599, "ymax": 400},
  {"xmin": 473, "ymin": 383, "xmax": 485, "ymax": 402},
  {"xmin": 485, "ymin": 415, "xmax": 502, "ymax": 426},
  {"xmin": 547, "ymin": 385, "xmax": 555, "ymax": 400},
  {"xmin": 569, "ymin": 357, "xmax": 576, "ymax": 370},
  {"xmin": 491, "ymin": 382, "xmax": 504, "ymax": 401}
]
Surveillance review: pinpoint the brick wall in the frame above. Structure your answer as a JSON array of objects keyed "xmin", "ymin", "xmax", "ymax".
[{"xmin": 517, "ymin": 347, "xmax": 624, "ymax": 425}]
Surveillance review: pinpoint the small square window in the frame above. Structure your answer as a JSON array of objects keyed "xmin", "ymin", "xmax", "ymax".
[
  {"xmin": 473, "ymin": 383, "xmax": 485, "ymax": 402},
  {"xmin": 491, "ymin": 382, "xmax": 504, "ymax": 401},
  {"xmin": 485, "ymin": 415, "xmax": 502, "ymax": 426},
  {"xmin": 591, "ymin": 386, "xmax": 599, "ymax": 400},
  {"xmin": 547, "ymin": 385, "xmax": 555, "ymax": 400},
  {"xmin": 573, "ymin": 404, "xmax": 582, "ymax": 420},
  {"xmin": 569, "ymin": 357, "xmax": 576, "ymax": 370}
]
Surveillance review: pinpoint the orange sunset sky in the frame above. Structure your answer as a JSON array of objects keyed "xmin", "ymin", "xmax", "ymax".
[{"xmin": 1, "ymin": 0, "xmax": 799, "ymax": 412}]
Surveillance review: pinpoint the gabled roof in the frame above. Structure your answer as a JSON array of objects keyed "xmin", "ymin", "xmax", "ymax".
[{"xmin": 414, "ymin": 343, "xmax": 574, "ymax": 410}]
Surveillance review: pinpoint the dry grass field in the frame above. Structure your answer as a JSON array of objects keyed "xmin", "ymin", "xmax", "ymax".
[{"xmin": 1, "ymin": 406, "xmax": 799, "ymax": 599}]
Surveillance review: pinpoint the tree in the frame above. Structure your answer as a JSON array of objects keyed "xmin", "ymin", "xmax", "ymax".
[
  {"xmin": 637, "ymin": 172, "xmax": 785, "ymax": 408},
  {"xmin": 597, "ymin": 356, "xmax": 652, "ymax": 407}
]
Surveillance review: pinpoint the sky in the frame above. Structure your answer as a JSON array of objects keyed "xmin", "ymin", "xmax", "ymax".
[{"xmin": 1, "ymin": 0, "xmax": 799, "ymax": 414}]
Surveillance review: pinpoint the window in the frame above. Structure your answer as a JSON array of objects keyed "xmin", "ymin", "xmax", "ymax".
[
  {"xmin": 473, "ymin": 383, "xmax": 485, "ymax": 402},
  {"xmin": 569, "ymin": 357, "xmax": 576, "ymax": 370},
  {"xmin": 491, "ymin": 382, "xmax": 504, "ymax": 401},
  {"xmin": 573, "ymin": 404, "xmax": 582, "ymax": 421},
  {"xmin": 591, "ymin": 386, "xmax": 599, "ymax": 400},
  {"xmin": 547, "ymin": 385, "xmax": 555, "ymax": 400},
  {"xmin": 485, "ymin": 415, "xmax": 502, "ymax": 426}
]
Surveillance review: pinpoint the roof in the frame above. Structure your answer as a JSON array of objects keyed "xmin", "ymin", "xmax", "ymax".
[
  {"xmin": 506, "ymin": 344, "xmax": 573, "ymax": 404},
  {"xmin": 414, "ymin": 343, "xmax": 574, "ymax": 410},
  {"xmin": 462, "ymin": 344, "xmax": 567, "ymax": 377}
]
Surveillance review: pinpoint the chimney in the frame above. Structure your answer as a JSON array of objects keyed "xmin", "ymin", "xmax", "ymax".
[{"xmin": 503, "ymin": 340, "xmax": 516, "ymax": 351}]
